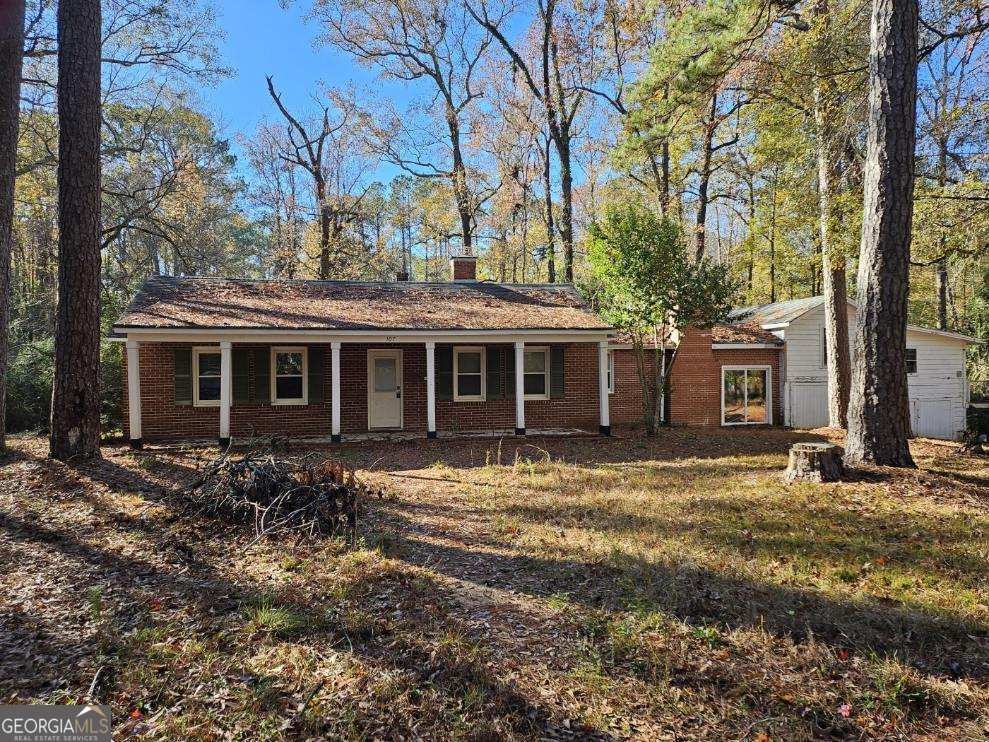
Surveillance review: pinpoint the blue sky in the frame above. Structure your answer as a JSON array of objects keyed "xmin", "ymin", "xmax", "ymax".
[{"xmin": 196, "ymin": 0, "xmax": 408, "ymax": 183}]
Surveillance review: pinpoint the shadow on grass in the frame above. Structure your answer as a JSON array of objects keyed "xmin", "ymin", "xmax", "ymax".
[
  {"xmin": 308, "ymin": 428, "xmax": 833, "ymax": 473},
  {"xmin": 370, "ymin": 499, "xmax": 989, "ymax": 683},
  {"xmin": 0, "ymin": 504, "xmax": 594, "ymax": 739},
  {"xmin": 496, "ymin": 494, "xmax": 988, "ymax": 580}
]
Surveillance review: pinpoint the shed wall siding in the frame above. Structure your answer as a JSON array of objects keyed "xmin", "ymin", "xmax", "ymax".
[{"xmin": 782, "ymin": 304, "xmax": 970, "ymax": 437}]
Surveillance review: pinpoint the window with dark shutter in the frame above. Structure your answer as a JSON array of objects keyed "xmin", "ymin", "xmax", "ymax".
[
  {"xmin": 233, "ymin": 348, "xmax": 250, "ymax": 404},
  {"xmin": 253, "ymin": 347, "xmax": 270, "ymax": 404},
  {"xmin": 436, "ymin": 346, "xmax": 454, "ymax": 401},
  {"xmin": 308, "ymin": 346, "xmax": 325, "ymax": 403},
  {"xmin": 486, "ymin": 346, "xmax": 503, "ymax": 400},
  {"xmin": 173, "ymin": 347, "xmax": 192, "ymax": 405},
  {"xmin": 550, "ymin": 345, "xmax": 565, "ymax": 398}
]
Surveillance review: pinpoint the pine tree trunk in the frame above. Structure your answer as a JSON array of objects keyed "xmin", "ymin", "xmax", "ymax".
[
  {"xmin": 813, "ymin": 0, "xmax": 852, "ymax": 429},
  {"xmin": 845, "ymin": 0, "xmax": 917, "ymax": 468},
  {"xmin": 50, "ymin": 0, "xmax": 102, "ymax": 461},
  {"xmin": 0, "ymin": 0, "xmax": 26, "ymax": 450}
]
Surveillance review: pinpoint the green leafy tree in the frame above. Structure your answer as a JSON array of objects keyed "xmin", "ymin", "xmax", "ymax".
[{"xmin": 589, "ymin": 201, "xmax": 738, "ymax": 434}]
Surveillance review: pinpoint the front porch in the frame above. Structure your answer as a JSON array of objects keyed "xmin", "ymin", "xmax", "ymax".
[{"xmin": 122, "ymin": 334, "xmax": 613, "ymax": 447}]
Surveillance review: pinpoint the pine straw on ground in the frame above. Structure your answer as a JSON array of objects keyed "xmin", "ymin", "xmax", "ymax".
[{"xmin": 0, "ymin": 429, "xmax": 987, "ymax": 740}]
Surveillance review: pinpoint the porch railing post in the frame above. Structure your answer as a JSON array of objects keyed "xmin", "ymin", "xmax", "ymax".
[
  {"xmin": 425, "ymin": 341, "xmax": 436, "ymax": 439},
  {"xmin": 598, "ymin": 340, "xmax": 611, "ymax": 436},
  {"xmin": 126, "ymin": 339, "xmax": 142, "ymax": 449},
  {"xmin": 514, "ymin": 340, "xmax": 525, "ymax": 436},
  {"xmin": 331, "ymin": 341, "xmax": 341, "ymax": 442},
  {"xmin": 219, "ymin": 340, "xmax": 231, "ymax": 447}
]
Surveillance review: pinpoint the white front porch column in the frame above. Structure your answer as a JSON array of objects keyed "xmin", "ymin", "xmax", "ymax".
[
  {"xmin": 331, "ymin": 341, "xmax": 341, "ymax": 442},
  {"xmin": 514, "ymin": 340, "xmax": 525, "ymax": 435},
  {"xmin": 219, "ymin": 340, "xmax": 231, "ymax": 446},
  {"xmin": 126, "ymin": 339, "xmax": 142, "ymax": 449},
  {"xmin": 425, "ymin": 341, "xmax": 437, "ymax": 439},
  {"xmin": 598, "ymin": 341, "xmax": 611, "ymax": 436}
]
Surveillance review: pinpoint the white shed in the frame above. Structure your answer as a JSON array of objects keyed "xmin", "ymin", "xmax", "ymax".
[{"xmin": 730, "ymin": 297, "xmax": 981, "ymax": 440}]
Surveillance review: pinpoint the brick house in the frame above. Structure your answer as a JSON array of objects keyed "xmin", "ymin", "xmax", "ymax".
[
  {"xmin": 112, "ymin": 256, "xmax": 786, "ymax": 446},
  {"xmin": 606, "ymin": 323, "xmax": 783, "ymax": 430}
]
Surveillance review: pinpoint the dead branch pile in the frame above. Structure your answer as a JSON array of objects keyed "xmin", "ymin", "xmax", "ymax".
[{"xmin": 186, "ymin": 443, "xmax": 378, "ymax": 544}]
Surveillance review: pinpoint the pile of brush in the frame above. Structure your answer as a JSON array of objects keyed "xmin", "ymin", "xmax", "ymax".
[{"xmin": 186, "ymin": 440, "xmax": 377, "ymax": 544}]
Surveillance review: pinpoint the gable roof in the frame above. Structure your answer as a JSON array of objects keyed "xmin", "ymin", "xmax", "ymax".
[
  {"xmin": 729, "ymin": 295, "xmax": 982, "ymax": 344},
  {"xmin": 113, "ymin": 276, "xmax": 613, "ymax": 333},
  {"xmin": 729, "ymin": 296, "xmax": 825, "ymax": 327}
]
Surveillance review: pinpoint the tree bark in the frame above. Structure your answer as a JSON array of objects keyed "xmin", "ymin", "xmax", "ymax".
[
  {"xmin": 51, "ymin": 0, "xmax": 103, "ymax": 459},
  {"xmin": 542, "ymin": 135, "xmax": 556, "ymax": 282},
  {"xmin": 317, "ymin": 177, "xmax": 331, "ymax": 279},
  {"xmin": 445, "ymin": 104, "xmax": 474, "ymax": 255},
  {"xmin": 695, "ymin": 94, "xmax": 717, "ymax": 263},
  {"xmin": 845, "ymin": 0, "xmax": 918, "ymax": 468},
  {"xmin": 0, "ymin": 0, "xmax": 26, "ymax": 450},
  {"xmin": 936, "ymin": 261, "xmax": 948, "ymax": 329},
  {"xmin": 813, "ymin": 0, "xmax": 852, "ymax": 429},
  {"xmin": 555, "ymin": 131, "xmax": 574, "ymax": 281}
]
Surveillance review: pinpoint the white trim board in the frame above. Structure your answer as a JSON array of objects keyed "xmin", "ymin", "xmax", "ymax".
[{"xmin": 116, "ymin": 327, "xmax": 613, "ymax": 345}]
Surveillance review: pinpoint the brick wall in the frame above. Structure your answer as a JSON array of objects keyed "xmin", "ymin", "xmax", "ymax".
[
  {"xmin": 609, "ymin": 347, "xmax": 666, "ymax": 426},
  {"xmin": 667, "ymin": 327, "xmax": 782, "ymax": 427},
  {"xmin": 124, "ymin": 341, "xmax": 603, "ymax": 442},
  {"xmin": 451, "ymin": 258, "xmax": 477, "ymax": 281}
]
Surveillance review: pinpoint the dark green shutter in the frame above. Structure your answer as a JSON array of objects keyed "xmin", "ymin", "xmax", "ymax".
[
  {"xmin": 550, "ymin": 345, "xmax": 565, "ymax": 398},
  {"xmin": 233, "ymin": 348, "xmax": 250, "ymax": 405},
  {"xmin": 486, "ymin": 346, "xmax": 503, "ymax": 400},
  {"xmin": 308, "ymin": 346, "xmax": 325, "ymax": 403},
  {"xmin": 506, "ymin": 348, "xmax": 516, "ymax": 397},
  {"xmin": 253, "ymin": 347, "xmax": 270, "ymax": 404},
  {"xmin": 436, "ymin": 346, "xmax": 453, "ymax": 401},
  {"xmin": 173, "ymin": 347, "xmax": 192, "ymax": 405}
]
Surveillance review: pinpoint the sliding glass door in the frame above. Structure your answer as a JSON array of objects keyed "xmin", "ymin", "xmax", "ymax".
[{"xmin": 722, "ymin": 367, "xmax": 771, "ymax": 425}]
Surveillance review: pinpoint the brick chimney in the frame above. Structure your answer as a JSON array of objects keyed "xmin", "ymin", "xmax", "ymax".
[{"xmin": 450, "ymin": 254, "xmax": 477, "ymax": 281}]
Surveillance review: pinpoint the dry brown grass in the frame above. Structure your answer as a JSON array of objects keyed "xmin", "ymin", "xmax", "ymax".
[{"xmin": 0, "ymin": 428, "xmax": 986, "ymax": 739}]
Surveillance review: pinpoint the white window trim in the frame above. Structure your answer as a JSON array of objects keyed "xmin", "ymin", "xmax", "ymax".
[
  {"xmin": 607, "ymin": 350, "xmax": 615, "ymax": 394},
  {"xmin": 523, "ymin": 346, "xmax": 551, "ymax": 401},
  {"xmin": 820, "ymin": 327, "xmax": 827, "ymax": 369},
  {"xmin": 192, "ymin": 346, "xmax": 222, "ymax": 407},
  {"xmin": 906, "ymin": 348, "xmax": 917, "ymax": 375},
  {"xmin": 721, "ymin": 365, "xmax": 773, "ymax": 426},
  {"xmin": 270, "ymin": 346, "xmax": 308, "ymax": 405},
  {"xmin": 453, "ymin": 346, "xmax": 486, "ymax": 402}
]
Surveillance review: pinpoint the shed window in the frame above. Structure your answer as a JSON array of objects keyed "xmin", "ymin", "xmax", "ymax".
[
  {"xmin": 271, "ymin": 347, "xmax": 308, "ymax": 404},
  {"xmin": 607, "ymin": 350, "xmax": 615, "ymax": 394},
  {"xmin": 193, "ymin": 347, "xmax": 221, "ymax": 406},
  {"xmin": 906, "ymin": 348, "xmax": 917, "ymax": 374},
  {"xmin": 523, "ymin": 347, "xmax": 550, "ymax": 399},
  {"xmin": 722, "ymin": 366, "xmax": 771, "ymax": 425},
  {"xmin": 454, "ymin": 347, "xmax": 485, "ymax": 401}
]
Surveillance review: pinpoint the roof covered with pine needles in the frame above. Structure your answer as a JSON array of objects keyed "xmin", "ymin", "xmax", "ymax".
[{"xmin": 114, "ymin": 276, "xmax": 613, "ymax": 332}]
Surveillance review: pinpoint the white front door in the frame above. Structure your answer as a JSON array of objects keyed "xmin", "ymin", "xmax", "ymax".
[{"xmin": 368, "ymin": 350, "xmax": 403, "ymax": 429}]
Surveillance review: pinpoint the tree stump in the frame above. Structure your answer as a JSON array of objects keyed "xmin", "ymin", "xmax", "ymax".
[{"xmin": 783, "ymin": 442, "xmax": 844, "ymax": 483}]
